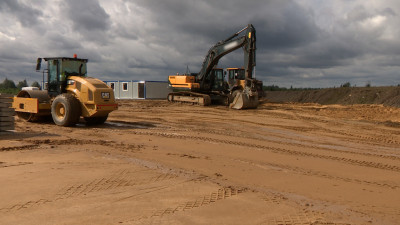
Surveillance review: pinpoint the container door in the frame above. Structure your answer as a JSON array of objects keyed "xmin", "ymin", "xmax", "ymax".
[{"xmin": 138, "ymin": 83, "xmax": 145, "ymax": 98}]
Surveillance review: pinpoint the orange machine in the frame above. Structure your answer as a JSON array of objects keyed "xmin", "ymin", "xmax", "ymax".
[
  {"xmin": 168, "ymin": 74, "xmax": 200, "ymax": 91},
  {"xmin": 168, "ymin": 68, "xmax": 226, "ymax": 106}
]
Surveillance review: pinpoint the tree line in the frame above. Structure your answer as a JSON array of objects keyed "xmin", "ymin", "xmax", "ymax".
[{"xmin": 0, "ymin": 78, "xmax": 41, "ymax": 94}]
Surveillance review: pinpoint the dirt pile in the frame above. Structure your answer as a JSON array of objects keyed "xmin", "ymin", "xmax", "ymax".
[{"xmin": 266, "ymin": 86, "xmax": 400, "ymax": 107}]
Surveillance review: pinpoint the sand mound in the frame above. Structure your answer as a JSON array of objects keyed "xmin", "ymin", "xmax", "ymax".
[{"xmin": 265, "ymin": 86, "xmax": 400, "ymax": 107}]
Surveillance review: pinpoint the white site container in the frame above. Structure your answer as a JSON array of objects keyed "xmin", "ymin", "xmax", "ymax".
[{"xmin": 103, "ymin": 80, "xmax": 172, "ymax": 100}]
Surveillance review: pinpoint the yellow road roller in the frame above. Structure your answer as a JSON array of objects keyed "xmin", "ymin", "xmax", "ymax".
[{"xmin": 12, "ymin": 56, "xmax": 118, "ymax": 126}]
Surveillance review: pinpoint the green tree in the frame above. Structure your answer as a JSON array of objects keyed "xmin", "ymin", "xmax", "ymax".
[
  {"xmin": 17, "ymin": 79, "xmax": 28, "ymax": 90},
  {"xmin": 264, "ymin": 85, "xmax": 288, "ymax": 91},
  {"xmin": 0, "ymin": 78, "xmax": 19, "ymax": 94},
  {"xmin": 31, "ymin": 81, "xmax": 41, "ymax": 89},
  {"xmin": 1, "ymin": 78, "xmax": 16, "ymax": 89},
  {"xmin": 341, "ymin": 82, "xmax": 351, "ymax": 88}
]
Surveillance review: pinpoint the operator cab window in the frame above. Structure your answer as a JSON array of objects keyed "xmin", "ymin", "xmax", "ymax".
[
  {"xmin": 63, "ymin": 61, "xmax": 87, "ymax": 77},
  {"xmin": 229, "ymin": 72, "xmax": 235, "ymax": 80},
  {"xmin": 215, "ymin": 70, "xmax": 223, "ymax": 81},
  {"xmin": 122, "ymin": 82, "xmax": 128, "ymax": 91},
  {"xmin": 237, "ymin": 70, "xmax": 245, "ymax": 80}
]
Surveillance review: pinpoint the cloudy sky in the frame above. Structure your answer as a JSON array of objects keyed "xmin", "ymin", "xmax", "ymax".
[{"xmin": 1, "ymin": 0, "xmax": 400, "ymax": 88}]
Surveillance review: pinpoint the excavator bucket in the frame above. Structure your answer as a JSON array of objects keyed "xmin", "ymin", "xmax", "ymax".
[{"xmin": 229, "ymin": 90, "xmax": 259, "ymax": 110}]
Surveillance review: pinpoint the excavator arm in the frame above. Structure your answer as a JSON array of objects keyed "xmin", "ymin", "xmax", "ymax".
[{"xmin": 197, "ymin": 24, "xmax": 256, "ymax": 92}]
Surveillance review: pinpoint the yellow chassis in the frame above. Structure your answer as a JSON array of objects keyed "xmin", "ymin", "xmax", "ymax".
[{"xmin": 12, "ymin": 97, "xmax": 51, "ymax": 114}]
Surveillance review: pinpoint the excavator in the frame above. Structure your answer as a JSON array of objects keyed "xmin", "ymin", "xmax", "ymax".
[
  {"xmin": 168, "ymin": 24, "xmax": 259, "ymax": 109},
  {"xmin": 12, "ymin": 55, "xmax": 118, "ymax": 126}
]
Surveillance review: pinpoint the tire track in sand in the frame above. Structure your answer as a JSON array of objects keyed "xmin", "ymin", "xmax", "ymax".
[
  {"xmin": 266, "ymin": 211, "xmax": 350, "ymax": 225},
  {"xmin": 190, "ymin": 127, "xmax": 400, "ymax": 162},
  {"xmin": 129, "ymin": 131, "xmax": 400, "ymax": 173},
  {"xmin": 0, "ymin": 169, "xmax": 177, "ymax": 213},
  {"xmin": 236, "ymin": 159, "xmax": 400, "ymax": 190},
  {"xmin": 130, "ymin": 187, "xmax": 246, "ymax": 224}
]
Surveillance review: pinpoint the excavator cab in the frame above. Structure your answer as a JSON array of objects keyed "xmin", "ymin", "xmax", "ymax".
[{"xmin": 210, "ymin": 68, "xmax": 228, "ymax": 92}]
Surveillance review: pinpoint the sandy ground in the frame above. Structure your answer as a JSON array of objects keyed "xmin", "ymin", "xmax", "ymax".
[{"xmin": 1, "ymin": 100, "xmax": 400, "ymax": 225}]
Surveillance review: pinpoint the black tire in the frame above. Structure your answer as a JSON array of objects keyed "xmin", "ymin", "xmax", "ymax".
[
  {"xmin": 51, "ymin": 93, "xmax": 81, "ymax": 127},
  {"xmin": 84, "ymin": 115, "xmax": 108, "ymax": 125}
]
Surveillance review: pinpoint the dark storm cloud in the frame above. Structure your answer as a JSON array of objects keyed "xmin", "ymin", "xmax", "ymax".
[
  {"xmin": 0, "ymin": 0, "xmax": 42, "ymax": 27},
  {"xmin": 61, "ymin": 0, "xmax": 111, "ymax": 44},
  {"xmin": 253, "ymin": 2, "xmax": 320, "ymax": 50},
  {"xmin": 63, "ymin": 0, "xmax": 110, "ymax": 31},
  {"xmin": 252, "ymin": 3, "xmax": 400, "ymax": 87},
  {"xmin": 46, "ymin": 32, "xmax": 83, "ymax": 50},
  {"xmin": 131, "ymin": 0, "xmax": 322, "ymax": 79},
  {"xmin": 287, "ymin": 37, "xmax": 364, "ymax": 69},
  {"xmin": 0, "ymin": 40, "xmax": 36, "ymax": 62},
  {"xmin": 137, "ymin": 0, "xmax": 319, "ymax": 44}
]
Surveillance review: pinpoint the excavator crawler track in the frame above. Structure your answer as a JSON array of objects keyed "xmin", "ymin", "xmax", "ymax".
[{"xmin": 167, "ymin": 92, "xmax": 211, "ymax": 106}]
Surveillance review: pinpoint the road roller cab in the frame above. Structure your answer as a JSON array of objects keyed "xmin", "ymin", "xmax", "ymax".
[{"xmin": 12, "ymin": 56, "xmax": 118, "ymax": 126}]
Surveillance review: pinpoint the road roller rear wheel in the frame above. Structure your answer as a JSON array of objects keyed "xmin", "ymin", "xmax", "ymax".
[{"xmin": 51, "ymin": 93, "xmax": 81, "ymax": 127}]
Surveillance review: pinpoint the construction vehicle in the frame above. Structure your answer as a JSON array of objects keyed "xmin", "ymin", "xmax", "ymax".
[
  {"xmin": 227, "ymin": 68, "xmax": 265, "ymax": 99},
  {"xmin": 168, "ymin": 24, "xmax": 259, "ymax": 109},
  {"xmin": 12, "ymin": 56, "xmax": 118, "ymax": 126}
]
